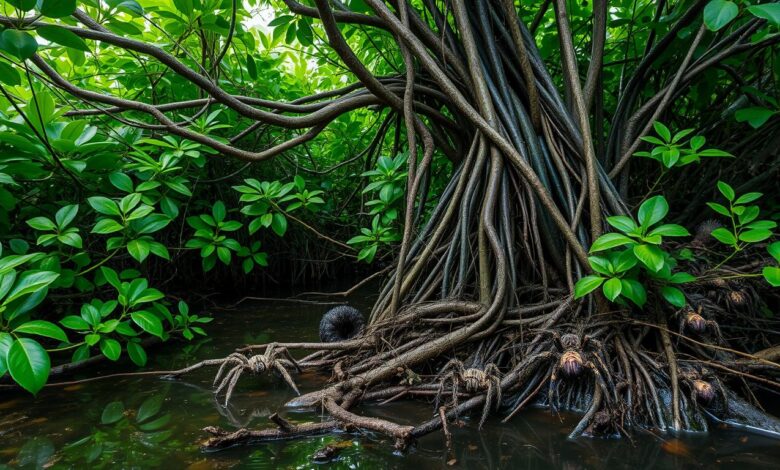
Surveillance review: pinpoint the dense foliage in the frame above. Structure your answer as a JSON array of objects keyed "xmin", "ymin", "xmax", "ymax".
[{"xmin": 0, "ymin": 0, "xmax": 778, "ymax": 446}]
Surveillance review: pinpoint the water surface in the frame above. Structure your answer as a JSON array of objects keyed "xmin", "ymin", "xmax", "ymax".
[{"xmin": 1, "ymin": 296, "xmax": 779, "ymax": 469}]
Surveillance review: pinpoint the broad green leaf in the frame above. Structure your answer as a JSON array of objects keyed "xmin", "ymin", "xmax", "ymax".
[
  {"xmin": 652, "ymin": 121, "xmax": 671, "ymax": 142},
  {"xmin": 137, "ymin": 394, "xmax": 164, "ymax": 423},
  {"xmin": 7, "ymin": 338, "xmax": 50, "ymax": 394},
  {"xmin": 735, "ymin": 107, "xmax": 775, "ymax": 129},
  {"xmin": 588, "ymin": 256, "xmax": 612, "ymax": 275},
  {"xmin": 768, "ymin": 242, "xmax": 780, "ymax": 263},
  {"xmin": 131, "ymin": 311, "xmax": 164, "ymax": 338},
  {"xmin": 55, "ymin": 204, "xmax": 79, "ymax": 228},
  {"xmin": 101, "ymin": 401, "xmax": 125, "ymax": 424},
  {"xmin": 590, "ymin": 233, "xmax": 634, "ymax": 252},
  {"xmin": 40, "ymin": 0, "xmax": 77, "ymax": 17},
  {"xmin": 100, "ymin": 338, "xmax": 121, "ymax": 361},
  {"xmin": 127, "ymin": 239, "xmax": 150, "ymax": 262},
  {"xmin": 620, "ymin": 279, "xmax": 647, "ymax": 307},
  {"xmin": 602, "ymin": 277, "xmax": 622, "ymax": 302},
  {"xmin": 4, "ymin": 271, "xmax": 59, "ymax": 304},
  {"xmin": 109, "ymin": 172, "xmax": 134, "ymax": 192},
  {"xmin": 60, "ymin": 315, "xmax": 91, "ymax": 330},
  {"xmin": 0, "ymin": 61, "xmax": 20, "ymax": 86},
  {"xmin": 606, "ymin": 216, "xmax": 637, "ymax": 234},
  {"xmin": 574, "ymin": 275, "xmax": 604, "ymax": 298},
  {"xmin": 88, "ymin": 196, "xmax": 121, "ymax": 216},
  {"xmin": 734, "ymin": 192, "xmax": 763, "ymax": 205},
  {"xmin": 747, "ymin": 4, "xmax": 780, "ymax": 26},
  {"xmin": 633, "ymin": 244, "xmax": 665, "ymax": 272},
  {"xmin": 763, "ymin": 266, "xmax": 780, "ymax": 287},
  {"xmin": 716, "ymin": 181, "xmax": 735, "ymax": 201},
  {"xmin": 6, "ymin": 0, "xmax": 36, "ymax": 11},
  {"xmin": 710, "ymin": 227, "xmax": 737, "ymax": 245},
  {"xmin": 127, "ymin": 341, "xmax": 147, "ymax": 366},
  {"xmin": 637, "ymin": 196, "xmax": 669, "ymax": 228},
  {"xmin": 0, "ymin": 333, "xmax": 12, "ymax": 377},
  {"xmin": 704, "ymin": 0, "xmax": 739, "ymax": 31},
  {"xmin": 649, "ymin": 224, "xmax": 690, "ymax": 237},
  {"xmin": 739, "ymin": 229, "xmax": 772, "ymax": 243},
  {"xmin": 271, "ymin": 212, "xmax": 287, "ymax": 236},
  {"xmin": 661, "ymin": 286, "xmax": 686, "ymax": 307},
  {"xmin": 706, "ymin": 202, "xmax": 730, "ymax": 216},
  {"xmin": 36, "ymin": 26, "xmax": 89, "ymax": 52},
  {"xmin": 13, "ymin": 320, "xmax": 68, "ymax": 343},
  {"xmin": 0, "ymin": 29, "xmax": 38, "ymax": 60},
  {"xmin": 26, "ymin": 217, "xmax": 56, "ymax": 231}
]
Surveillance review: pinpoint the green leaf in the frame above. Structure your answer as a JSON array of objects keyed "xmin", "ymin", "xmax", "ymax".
[
  {"xmin": 107, "ymin": 0, "xmax": 144, "ymax": 16},
  {"xmin": 716, "ymin": 181, "xmax": 735, "ymax": 201},
  {"xmin": 574, "ymin": 275, "xmax": 605, "ymax": 298},
  {"xmin": 0, "ymin": 333, "xmax": 12, "ymax": 377},
  {"xmin": 0, "ymin": 61, "xmax": 20, "ymax": 86},
  {"xmin": 602, "ymin": 277, "xmax": 622, "ymax": 302},
  {"xmin": 271, "ymin": 213, "xmax": 288, "ymax": 237},
  {"xmin": 92, "ymin": 218, "xmax": 124, "ymax": 234},
  {"xmin": 7, "ymin": 338, "xmax": 50, "ymax": 395},
  {"xmin": 652, "ymin": 121, "xmax": 671, "ymax": 142},
  {"xmin": 55, "ymin": 204, "xmax": 79, "ymax": 228},
  {"xmin": 36, "ymin": 26, "xmax": 89, "ymax": 51},
  {"xmin": 13, "ymin": 320, "xmax": 68, "ymax": 343},
  {"xmin": 706, "ymin": 202, "xmax": 730, "ymax": 217},
  {"xmin": 637, "ymin": 196, "xmax": 669, "ymax": 228},
  {"xmin": 606, "ymin": 216, "xmax": 637, "ymax": 234},
  {"xmin": 212, "ymin": 201, "xmax": 226, "ymax": 223},
  {"xmin": 704, "ymin": 0, "xmax": 739, "ymax": 31},
  {"xmin": 60, "ymin": 315, "xmax": 90, "ymax": 330},
  {"xmin": 590, "ymin": 233, "xmax": 634, "ymax": 252},
  {"xmin": 661, "ymin": 286, "xmax": 686, "ymax": 307},
  {"xmin": 101, "ymin": 401, "xmax": 125, "ymax": 424},
  {"xmin": 109, "ymin": 172, "xmax": 134, "ymax": 192},
  {"xmin": 613, "ymin": 249, "xmax": 638, "ymax": 272},
  {"xmin": 735, "ymin": 107, "xmax": 775, "ymax": 129},
  {"xmin": 649, "ymin": 224, "xmax": 690, "ymax": 237},
  {"xmin": 747, "ymin": 3, "xmax": 780, "ymax": 26},
  {"xmin": 0, "ymin": 29, "xmax": 38, "ymax": 60},
  {"xmin": 131, "ymin": 311, "xmax": 164, "ymax": 338},
  {"xmin": 6, "ymin": 0, "xmax": 37, "ymax": 11},
  {"xmin": 710, "ymin": 227, "xmax": 737, "ymax": 245},
  {"xmin": 88, "ymin": 196, "xmax": 121, "ymax": 216},
  {"xmin": 4, "ymin": 271, "xmax": 59, "ymax": 303},
  {"xmin": 738, "ymin": 229, "xmax": 772, "ymax": 243},
  {"xmin": 100, "ymin": 338, "xmax": 121, "ymax": 361},
  {"xmin": 127, "ymin": 341, "xmax": 147, "ymax": 366},
  {"xmin": 768, "ymin": 242, "xmax": 780, "ymax": 263},
  {"xmin": 633, "ymin": 244, "xmax": 665, "ymax": 272},
  {"xmin": 762, "ymin": 266, "xmax": 780, "ymax": 287},
  {"xmin": 137, "ymin": 394, "xmax": 164, "ymax": 423},
  {"xmin": 26, "ymin": 216, "xmax": 56, "ymax": 231},
  {"xmin": 588, "ymin": 256, "xmax": 612, "ymax": 275},
  {"xmin": 40, "ymin": 0, "xmax": 77, "ymax": 17},
  {"xmin": 620, "ymin": 279, "xmax": 647, "ymax": 307},
  {"xmin": 670, "ymin": 272, "xmax": 696, "ymax": 284},
  {"xmin": 734, "ymin": 192, "xmax": 763, "ymax": 205},
  {"xmin": 127, "ymin": 239, "xmax": 150, "ymax": 262}
]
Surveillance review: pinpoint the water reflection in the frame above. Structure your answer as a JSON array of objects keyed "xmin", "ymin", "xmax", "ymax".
[{"xmin": 1, "ymin": 300, "xmax": 778, "ymax": 469}]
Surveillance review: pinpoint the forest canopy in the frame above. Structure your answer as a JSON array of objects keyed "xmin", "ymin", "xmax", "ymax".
[{"xmin": 0, "ymin": 0, "xmax": 779, "ymax": 449}]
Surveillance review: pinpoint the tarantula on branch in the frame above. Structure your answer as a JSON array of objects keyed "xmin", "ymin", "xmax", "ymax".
[
  {"xmin": 529, "ymin": 332, "xmax": 610, "ymax": 411},
  {"xmin": 165, "ymin": 343, "xmax": 301, "ymax": 407},
  {"xmin": 679, "ymin": 305, "xmax": 722, "ymax": 339},
  {"xmin": 437, "ymin": 360, "xmax": 502, "ymax": 428}
]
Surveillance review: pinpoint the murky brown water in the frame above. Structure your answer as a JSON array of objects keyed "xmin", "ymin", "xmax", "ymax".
[{"xmin": 1, "ymin": 294, "xmax": 779, "ymax": 469}]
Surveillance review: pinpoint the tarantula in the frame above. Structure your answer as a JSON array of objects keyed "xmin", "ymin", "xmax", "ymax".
[
  {"xmin": 678, "ymin": 366, "xmax": 727, "ymax": 409},
  {"xmin": 531, "ymin": 332, "xmax": 608, "ymax": 411},
  {"xmin": 679, "ymin": 305, "xmax": 721, "ymax": 339},
  {"xmin": 438, "ymin": 360, "xmax": 502, "ymax": 428},
  {"xmin": 211, "ymin": 344, "xmax": 302, "ymax": 407}
]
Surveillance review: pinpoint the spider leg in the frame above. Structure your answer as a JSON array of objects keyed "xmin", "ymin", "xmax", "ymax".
[
  {"xmin": 548, "ymin": 365, "xmax": 561, "ymax": 412},
  {"xmin": 161, "ymin": 358, "xmax": 233, "ymax": 379},
  {"xmin": 276, "ymin": 347, "xmax": 301, "ymax": 372},
  {"xmin": 479, "ymin": 381, "xmax": 493, "ymax": 429},
  {"xmin": 222, "ymin": 366, "xmax": 246, "ymax": 407},
  {"xmin": 213, "ymin": 357, "xmax": 242, "ymax": 386},
  {"xmin": 273, "ymin": 361, "xmax": 301, "ymax": 395},
  {"xmin": 214, "ymin": 365, "xmax": 242, "ymax": 396}
]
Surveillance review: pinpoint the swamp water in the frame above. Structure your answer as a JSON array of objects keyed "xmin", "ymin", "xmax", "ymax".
[{"xmin": 1, "ymin": 295, "xmax": 779, "ymax": 469}]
